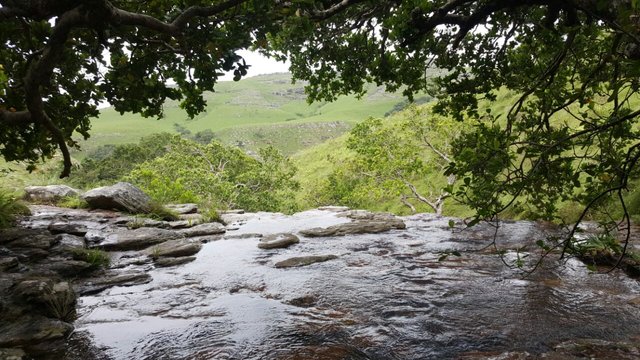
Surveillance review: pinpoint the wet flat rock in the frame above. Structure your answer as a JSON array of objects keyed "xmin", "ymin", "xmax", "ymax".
[
  {"xmin": 258, "ymin": 233, "xmax": 299, "ymax": 249},
  {"xmin": 76, "ymin": 271, "xmax": 152, "ymax": 295},
  {"xmin": 92, "ymin": 227, "xmax": 183, "ymax": 251},
  {"xmin": 300, "ymin": 221, "xmax": 398, "ymax": 237},
  {"xmin": 146, "ymin": 239, "xmax": 202, "ymax": 258},
  {"xmin": 178, "ymin": 222, "xmax": 226, "ymax": 237},
  {"xmin": 275, "ymin": 255, "xmax": 338, "ymax": 268},
  {"xmin": 299, "ymin": 210, "xmax": 406, "ymax": 237},
  {"xmin": 154, "ymin": 256, "xmax": 196, "ymax": 267}
]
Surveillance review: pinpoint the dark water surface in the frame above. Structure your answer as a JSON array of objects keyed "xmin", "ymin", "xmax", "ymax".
[{"xmin": 66, "ymin": 211, "xmax": 640, "ymax": 359}]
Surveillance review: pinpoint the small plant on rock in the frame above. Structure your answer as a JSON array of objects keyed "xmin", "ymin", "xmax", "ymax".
[
  {"xmin": 43, "ymin": 283, "xmax": 77, "ymax": 322},
  {"xmin": 0, "ymin": 189, "xmax": 30, "ymax": 229},
  {"xmin": 56, "ymin": 195, "xmax": 89, "ymax": 209},
  {"xmin": 147, "ymin": 202, "xmax": 180, "ymax": 221},
  {"xmin": 201, "ymin": 206, "xmax": 225, "ymax": 225},
  {"xmin": 71, "ymin": 248, "xmax": 111, "ymax": 269}
]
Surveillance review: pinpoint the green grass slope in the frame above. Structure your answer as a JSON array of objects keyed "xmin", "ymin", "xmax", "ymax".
[{"xmin": 80, "ymin": 73, "xmax": 405, "ymax": 156}]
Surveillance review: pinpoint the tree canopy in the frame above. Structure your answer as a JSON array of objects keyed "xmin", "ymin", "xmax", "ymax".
[{"xmin": 3, "ymin": 1, "xmax": 640, "ymax": 251}]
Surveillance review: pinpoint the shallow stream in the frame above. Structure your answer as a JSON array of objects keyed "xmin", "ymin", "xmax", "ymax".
[{"xmin": 65, "ymin": 210, "xmax": 640, "ymax": 359}]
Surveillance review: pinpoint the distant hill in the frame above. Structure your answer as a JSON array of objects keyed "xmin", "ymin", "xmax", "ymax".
[{"xmin": 79, "ymin": 73, "xmax": 409, "ymax": 156}]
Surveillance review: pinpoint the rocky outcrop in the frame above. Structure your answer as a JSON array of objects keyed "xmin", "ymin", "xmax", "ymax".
[
  {"xmin": 0, "ymin": 198, "xmax": 230, "ymax": 359},
  {"xmin": 300, "ymin": 221, "xmax": 396, "ymax": 237},
  {"xmin": 91, "ymin": 227, "xmax": 184, "ymax": 251},
  {"xmin": 23, "ymin": 185, "xmax": 80, "ymax": 203},
  {"xmin": 300, "ymin": 210, "xmax": 406, "ymax": 237},
  {"xmin": 341, "ymin": 210, "xmax": 407, "ymax": 230},
  {"xmin": 274, "ymin": 254, "xmax": 338, "ymax": 268},
  {"xmin": 82, "ymin": 182, "xmax": 152, "ymax": 214},
  {"xmin": 258, "ymin": 233, "xmax": 300, "ymax": 249}
]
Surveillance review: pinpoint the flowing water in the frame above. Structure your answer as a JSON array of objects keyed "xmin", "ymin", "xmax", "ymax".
[{"xmin": 65, "ymin": 210, "xmax": 640, "ymax": 359}]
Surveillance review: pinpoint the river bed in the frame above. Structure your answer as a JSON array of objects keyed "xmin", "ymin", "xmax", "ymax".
[{"xmin": 65, "ymin": 211, "xmax": 640, "ymax": 359}]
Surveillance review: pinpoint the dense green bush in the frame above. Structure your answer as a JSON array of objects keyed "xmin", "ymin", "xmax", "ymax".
[
  {"xmin": 68, "ymin": 133, "xmax": 175, "ymax": 187},
  {"xmin": 126, "ymin": 137, "xmax": 299, "ymax": 212},
  {"xmin": 309, "ymin": 106, "xmax": 469, "ymax": 215},
  {"xmin": 0, "ymin": 190, "xmax": 30, "ymax": 229}
]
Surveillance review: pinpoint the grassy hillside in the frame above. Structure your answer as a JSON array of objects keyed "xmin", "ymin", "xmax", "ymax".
[{"xmin": 79, "ymin": 73, "xmax": 405, "ymax": 156}]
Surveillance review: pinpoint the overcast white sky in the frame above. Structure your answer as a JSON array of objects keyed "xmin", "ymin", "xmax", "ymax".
[{"xmin": 220, "ymin": 50, "xmax": 290, "ymax": 81}]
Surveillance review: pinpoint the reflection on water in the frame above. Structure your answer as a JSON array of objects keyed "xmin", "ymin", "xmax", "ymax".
[{"xmin": 67, "ymin": 211, "xmax": 640, "ymax": 359}]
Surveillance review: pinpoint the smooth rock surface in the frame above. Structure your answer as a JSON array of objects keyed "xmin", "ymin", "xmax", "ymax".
[
  {"xmin": 146, "ymin": 239, "xmax": 202, "ymax": 258},
  {"xmin": 274, "ymin": 254, "xmax": 339, "ymax": 268},
  {"xmin": 178, "ymin": 222, "xmax": 226, "ymax": 237},
  {"xmin": 82, "ymin": 182, "xmax": 152, "ymax": 214},
  {"xmin": 154, "ymin": 256, "xmax": 196, "ymax": 267},
  {"xmin": 299, "ymin": 221, "xmax": 396, "ymax": 237},
  {"xmin": 94, "ymin": 227, "xmax": 183, "ymax": 251},
  {"xmin": 23, "ymin": 185, "xmax": 80, "ymax": 203},
  {"xmin": 76, "ymin": 271, "xmax": 152, "ymax": 295},
  {"xmin": 258, "ymin": 233, "xmax": 300, "ymax": 249}
]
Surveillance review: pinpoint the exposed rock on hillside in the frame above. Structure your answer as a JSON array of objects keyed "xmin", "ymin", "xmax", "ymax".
[
  {"xmin": 82, "ymin": 182, "xmax": 152, "ymax": 213},
  {"xmin": 23, "ymin": 185, "xmax": 80, "ymax": 203}
]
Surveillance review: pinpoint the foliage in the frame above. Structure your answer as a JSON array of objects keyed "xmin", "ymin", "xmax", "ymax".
[
  {"xmin": 42, "ymin": 285, "xmax": 76, "ymax": 322},
  {"xmin": 573, "ymin": 233, "xmax": 623, "ymax": 259},
  {"xmin": 0, "ymin": 190, "xmax": 30, "ymax": 229},
  {"xmin": 200, "ymin": 206, "xmax": 225, "ymax": 224},
  {"xmin": 126, "ymin": 137, "xmax": 299, "ymax": 212},
  {"xmin": 70, "ymin": 248, "xmax": 111, "ymax": 269},
  {"xmin": 312, "ymin": 105, "xmax": 469, "ymax": 214},
  {"xmin": 56, "ymin": 196, "xmax": 89, "ymax": 209},
  {"xmin": 147, "ymin": 202, "xmax": 180, "ymax": 221},
  {"xmin": 0, "ymin": 1, "xmax": 291, "ymax": 177},
  {"xmin": 68, "ymin": 133, "xmax": 175, "ymax": 188},
  {"xmin": 267, "ymin": 0, "xmax": 640, "ymax": 253}
]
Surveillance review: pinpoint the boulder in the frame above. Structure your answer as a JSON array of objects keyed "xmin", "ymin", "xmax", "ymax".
[
  {"xmin": 258, "ymin": 233, "xmax": 300, "ymax": 249},
  {"xmin": 93, "ymin": 227, "xmax": 183, "ymax": 251},
  {"xmin": 178, "ymin": 222, "xmax": 226, "ymax": 237},
  {"xmin": 82, "ymin": 182, "xmax": 152, "ymax": 214},
  {"xmin": 146, "ymin": 239, "xmax": 202, "ymax": 258},
  {"xmin": 0, "ymin": 316, "xmax": 73, "ymax": 348},
  {"xmin": 23, "ymin": 185, "xmax": 80, "ymax": 203},
  {"xmin": 274, "ymin": 254, "xmax": 338, "ymax": 268},
  {"xmin": 12, "ymin": 280, "xmax": 76, "ymax": 319}
]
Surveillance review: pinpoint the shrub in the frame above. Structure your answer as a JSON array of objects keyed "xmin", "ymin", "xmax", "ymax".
[
  {"xmin": 126, "ymin": 138, "xmax": 299, "ymax": 213},
  {"xmin": 71, "ymin": 248, "xmax": 111, "ymax": 269},
  {"xmin": 56, "ymin": 195, "xmax": 89, "ymax": 209},
  {"xmin": 0, "ymin": 190, "xmax": 30, "ymax": 229},
  {"xmin": 147, "ymin": 202, "xmax": 180, "ymax": 221}
]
